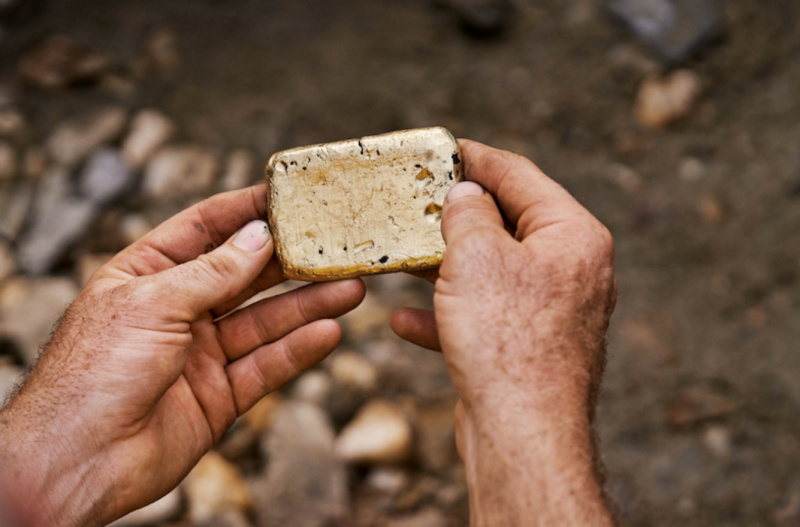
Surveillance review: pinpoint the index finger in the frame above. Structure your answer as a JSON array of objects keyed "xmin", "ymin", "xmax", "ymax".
[{"xmin": 459, "ymin": 139, "xmax": 590, "ymax": 240}]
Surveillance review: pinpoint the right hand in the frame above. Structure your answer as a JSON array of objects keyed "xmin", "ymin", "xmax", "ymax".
[{"xmin": 391, "ymin": 139, "xmax": 617, "ymax": 526}]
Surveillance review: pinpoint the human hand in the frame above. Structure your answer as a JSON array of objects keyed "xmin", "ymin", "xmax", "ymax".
[
  {"xmin": 391, "ymin": 140, "xmax": 617, "ymax": 526},
  {"xmin": 0, "ymin": 185, "xmax": 365, "ymax": 527}
]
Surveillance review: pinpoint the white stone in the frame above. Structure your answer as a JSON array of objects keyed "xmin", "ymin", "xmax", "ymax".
[
  {"xmin": 109, "ymin": 488, "xmax": 181, "ymax": 526},
  {"xmin": 335, "ymin": 399, "xmax": 413, "ymax": 464},
  {"xmin": 46, "ymin": 107, "xmax": 127, "ymax": 168},
  {"xmin": 143, "ymin": 145, "xmax": 218, "ymax": 200},
  {"xmin": 366, "ymin": 467, "xmax": 410, "ymax": 495},
  {"xmin": 255, "ymin": 401, "xmax": 347, "ymax": 527},
  {"xmin": 219, "ymin": 149, "xmax": 255, "ymax": 192},
  {"xmin": 267, "ymin": 127, "xmax": 463, "ymax": 281},
  {"xmin": 79, "ymin": 148, "xmax": 133, "ymax": 205},
  {"xmin": 122, "ymin": 110, "xmax": 176, "ymax": 169},
  {"xmin": 329, "ymin": 351, "xmax": 378, "ymax": 392},
  {"xmin": 0, "ymin": 142, "xmax": 16, "ymax": 180},
  {"xmin": 17, "ymin": 198, "xmax": 98, "ymax": 275},
  {"xmin": 183, "ymin": 452, "xmax": 253, "ymax": 523}
]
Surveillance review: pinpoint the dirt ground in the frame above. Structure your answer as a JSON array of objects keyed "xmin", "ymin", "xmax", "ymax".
[{"xmin": 3, "ymin": 0, "xmax": 800, "ymax": 525}]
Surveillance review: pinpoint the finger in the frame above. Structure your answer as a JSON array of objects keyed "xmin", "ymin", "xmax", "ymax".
[
  {"xmin": 390, "ymin": 308, "xmax": 441, "ymax": 351},
  {"xmin": 145, "ymin": 220, "xmax": 274, "ymax": 318},
  {"xmin": 458, "ymin": 139, "xmax": 591, "ymax": 240},
  {"xmin": 211, "ymin": 257, "xmax": 286, "ymax": 317},
  {"xmin": 226, "ymin": 319, "xmax": 342, "ymax": 414},
  {"xmin": 217, "ymin": 279, "xmax": 366, "ymax": 360},
  {"xmin": 441, "ymin": 181, "xmax": 509, "ymax": 247},
  {"xmin": 107, "ymin": 185, "xmax": 268, "ymax": 278}
]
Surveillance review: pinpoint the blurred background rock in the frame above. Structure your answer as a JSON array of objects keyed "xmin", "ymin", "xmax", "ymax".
[{"xmin": 2, "ymin": 0, "xmax": 800, "ymax": 526}]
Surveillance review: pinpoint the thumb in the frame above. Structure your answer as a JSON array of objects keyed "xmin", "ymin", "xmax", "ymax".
[
  {"xmin": 152, "ymin": 220, "xmax": 274, "ymax": 316},
  {"xmin": 441, "ymin": 181, "xmax": 508, "ymax": 246}
]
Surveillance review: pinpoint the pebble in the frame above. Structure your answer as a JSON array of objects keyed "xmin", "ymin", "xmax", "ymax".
[
  {"xmin": 17, "ymin": 197, "xmax": 98, "ymax": 275},
  {"xmin": 254, "ymin": 401, "xmax": 347, "ymax": 527},
  {"xmin": 145, "ymin": 28, "xmax": 181, "ymax": 73},
  {"xmin": 607, "ymin": 163, "xmax": 643, "ymax": 195},
  {"xmin": 0, "ymin": 142, "xmax": 16, "ymax": 180},
  {"xmin": 0, "ymin": 277, "xmax": 80, "ymax": 364},
  {"xmin": 340, "ymin": 291, "xmax": 391, "ymax": 339},
  {"xmin": 617, "ymin": 315, "xmax": 677, "ymax": 368},
  {"xmin": 386, "ymin": 507, "xmax": 447, "ymax": 527},
  {"xmin": 702, "ymin": 425, "xmax": 732, "ymax": 457},
  {"xmin": 678, "ymin": 156, "xmax": 706, "ymax": 182},
  {"xmin": 0, "ymin": 181, "xmax": 34, "ymax": 240},
  {"xmin": 0, "ymin": 363, "xmax": 24, "ymax": 404},
  {"xmin": 415, "ymin": 402, "xmax": 457, "ymax": 473},
  {"xmin": 607, "ymin": 0, "xmax": 722, "ymax": 63},
  {"xmin": 195, "ymin": 509, "xmax": 251, "ymax": 527},
  {"xmin": 335, "ymin": 399, "xmax": 413, "ymax": 465},
  {"xmin": 46, "ymin": 107, "xmax": 128, "ymax": 168},
  {"xmin": 0, "ymin": 240, "xmax": 17, "ymax": 283},
  {"xmin": 183, "ymin": 451, "xmax": 253, "ymax": 523},
  {"xmin": 19, "ymin": 35, "xmax": 112, "ymax": 89},
  {"xmin": 22, "ymin": 146, "xmax": 46, "ymax": 180},
  {"xmin": 241, "ymin": 392, "xmax": 282, "ymax": 432},
  {"xmin": 329, "ymin": 351, "xmax": 379, "ymax": 393},
  {"xmin": 78, "ymin": 148, "xmax": 134, "ymax": 205},
  {"xmin": 0, "ymin": 109, "xmax": 26, "ymax": 138},
  {"xmin": 635, "ymin": 70, "xmax": 702, "ymax": 128},
  {"xmin": 698, "ymin": 195, "xmax": 724, "ymax": 223},
  {"xmin": 108, "ymin": 488, "xmax": 182, "ymax": 526},
  {"xmin": 122, "ymin": 110, "xmax": 176, "ymax": 169},
  {"xmin": 291, "ymin": 370, "xmax": 334, "ymax": 407},
  {"xmin": 365, "ymin": 467, "xmax": 410, "ymax": 496},
  {"xmin": 76, "ymin": 253, "xmax": 113, "ymax": 286},
  {"xmin": 666, "ymin": 383, "xmax": 740, "ymax": 428},
  {"xmin": 143, "ymin": 145, "xmax": 218, "ymax": 201},
  {"xmin": 219, "ymin": 149, "xmax": 256, "ymax": 192},
  {"xmin": 33, "ymin": 167, "xmax": 72, "ymax": 219},
  {"xmin": 119, "ymin": 213, "xmax": 153, "ymax": 245},
  {"xmin": 447, "ymin": 0, "xmax": 511, "ymax": 39}
]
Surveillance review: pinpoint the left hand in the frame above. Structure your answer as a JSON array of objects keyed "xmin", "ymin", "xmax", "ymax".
[{"xmin": 0, "ymin": 185, "xmax": 366, "ymax": 527}]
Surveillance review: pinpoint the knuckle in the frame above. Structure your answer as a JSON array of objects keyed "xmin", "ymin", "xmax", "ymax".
[
  {"xmin": 191, "ymin": 253, "xmax": 238, "ymax": 295},
  {"xmin": 126, "ymin": 277, "xmax": 164, "ymax": 304}
]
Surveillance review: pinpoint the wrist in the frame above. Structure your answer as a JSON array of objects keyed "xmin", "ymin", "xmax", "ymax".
[
  {"xmin": 456, "ymin": 391, "xmax": 612, "ymax": 526},
  {"xmin": 0, "ymin": 393, "xmax": 115, "ymax": 527}
]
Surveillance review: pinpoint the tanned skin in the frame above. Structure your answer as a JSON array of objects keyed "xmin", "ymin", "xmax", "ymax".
[
  {"xmin": 392, "ymin": 140, "xmax": 617, "ymax": 526},
  {"xmin": 0, "ymin": 140, "xmax": 616, "ymax": 526}
]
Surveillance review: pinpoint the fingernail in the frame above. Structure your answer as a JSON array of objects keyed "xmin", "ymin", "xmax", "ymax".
[
  {"xmin": 446, "ymin": 181, "xmax": 485, "ymax": 203},
  {"xmin": 232, "ymin": 220, "xmax": 271, "ymax": 252}
]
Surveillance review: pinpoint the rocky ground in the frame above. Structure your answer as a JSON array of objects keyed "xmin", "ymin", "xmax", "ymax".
[{"xmin": 1, "ymin": 0, "xmax": 800, "ymax": 526}]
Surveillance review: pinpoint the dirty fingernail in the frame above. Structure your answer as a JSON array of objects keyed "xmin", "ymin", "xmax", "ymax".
[
  {"xmin": 232, "ymin": 220, "xmax": 271, "ymax": 252},
  {"xmin": 446, "ymin": 181, "xmax": 486, "ymax": 202}
]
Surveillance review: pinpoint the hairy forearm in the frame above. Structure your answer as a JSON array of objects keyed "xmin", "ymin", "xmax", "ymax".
[
  {"xmin": 459, "ymin": 385, "xmax": 614, "ymax": 527},
  {"xmin": 0, "ymin": 392, "xmax": 114, "ymax": 527}
]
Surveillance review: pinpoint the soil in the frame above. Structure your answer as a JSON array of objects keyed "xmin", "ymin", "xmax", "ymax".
[{"xmin": 3, "ymin": 0, "xmax": 800, "ymax": 525}]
